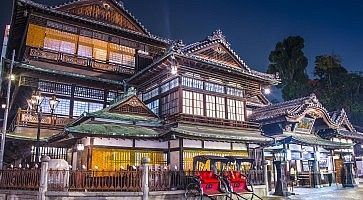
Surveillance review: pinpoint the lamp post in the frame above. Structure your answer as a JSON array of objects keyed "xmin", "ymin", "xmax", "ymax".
[
  {"xmin": 273, "ymin": 149, "xmax": 288, "ymax": 196},
  {"xmin": 343, "ymin": 154, "xmax": 355, "ymax": 187},
  {"xmin": 29, "ymin": 92, "xmax": 59, "ymax": 163},
  {"xmin": 0, "ymin": 50, "xmax": 15, "ymax": 169}
]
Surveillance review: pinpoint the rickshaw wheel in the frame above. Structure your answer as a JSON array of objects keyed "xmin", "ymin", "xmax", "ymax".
[
  {"xmin": 185, "ymin": 183, "xmax": 201, "ymax": 200},
  {"xmin": 246, "ymin": 177, "xmax": 254, "ymax": 195}
]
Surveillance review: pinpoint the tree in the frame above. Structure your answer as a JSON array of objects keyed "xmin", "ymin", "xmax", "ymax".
[
  {"xmin": 314, "ymin": 54, "xmax": 347, "ymax": 87},
  {"xmin": 267, "ymin": 36, "xmax": 311, "ymax": 100},
  {"xmin": 312, "ymin": 55, "xmax": 363, "ymax": 126}
]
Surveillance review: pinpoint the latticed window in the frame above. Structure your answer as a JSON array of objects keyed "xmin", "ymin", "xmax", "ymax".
[
  {"xmin": 181, "ymin": 77, "xmax": 203, "ymax": 89},
  {"xmin": 206, "ymin": 95, "xmax": 216, "ymax": 117},
  {"xmin": 216, "ymin": 96, "xmax": 225, "ymax": 118},
  {"xmin": 205, "ymin": 82, "xmax": 224, "ymax": 93},
  {"xmin": 206, "ymin": 95, "xmax": 225, "ymax": 119},
  {"xmin": 44, "ymin": 28, "xmax": 77, "ymax": 54},
  {"xmin": 78, "ymin": 45, "xmax": 92, "ymax": 58},
  {"xmin": 226, "ymin": 87, "xmax": 244, "ymax": 97},
  {"xmin": 109, "ymin": 43, "xmax": 136, "ymax": 67},
  {"xmin": 91, "ymin": 148, "xmax": 167, "ymax": 171},
  {"xmin": 143, "ymin": 87, "xmax": 159, "ymax": 101},
  {"xmin": 227, "ymin": 99, "xmax": 244, "ymax": 121},
  {"xmin": 161, "ymin": 78, "xmax": 179, "ymax": 93},
  {"xmin": 146, "ymin": 99, "xmax": 159, "ymax": 115},
  {"xmin": 74, "ymin": 86, "xmax": 104, "ymax": 100},
  {"xmin": 73, "ymin": 101, "xmax": 104, "ymax": 116},
  {"xmin": 31, "ymin": 146, "xmax": 68, "ymax": 163},
  {"xmin": 93, "ymin": 39, "xmax": 108, "ymax": 61},
  {"xmin": 40, "ymin": 97, "xmax": 70, "ymax": 115},
  {"xmin": 182, "ymin": 91, "xmax": 203, "ymax": 116},
  {"xmin": 38, "ymin": 81, "xmax": 72, "ymax": 96},
  {"xmin": 161, "ymin": 91, "xmax": 179, "ymax": 116}
]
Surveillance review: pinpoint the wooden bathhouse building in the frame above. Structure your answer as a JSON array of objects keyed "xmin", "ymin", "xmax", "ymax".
[
  {"xmin": 1, "ymin": 0, "xmax": 280, "ymax": 170},
  {"xmin": 249, "ymin": 94, "xmax": 363, "ymax": 187}
]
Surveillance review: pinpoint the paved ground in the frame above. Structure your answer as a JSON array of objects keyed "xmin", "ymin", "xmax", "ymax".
[{"xmin": 264, "ymin": 186, "xmax": 363, "ymax": 200}]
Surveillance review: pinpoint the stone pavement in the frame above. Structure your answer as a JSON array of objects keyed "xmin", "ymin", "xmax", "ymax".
[{"xmin": 264, "ymin": 186, "xmax": 363, "ymax": 200}]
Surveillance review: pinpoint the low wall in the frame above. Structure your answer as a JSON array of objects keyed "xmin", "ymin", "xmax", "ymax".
[
  {"xmin": 0, "ymin": 185, "xmax": 266, "ymax": 200},
  {"xmin": 45, "ymin": 191, "xmax": 185, "ymax": 200},
  {"xmin": 0, "ymin": 190, "xmax": 38, "ymax": 200}
]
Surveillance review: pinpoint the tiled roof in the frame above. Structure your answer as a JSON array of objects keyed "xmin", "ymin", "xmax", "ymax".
[
  {"xmin": 178, "ymin": 30, "xmax": 278, "ymax": 83},
  {"xmin": 171, "ymin": 123, "xmax": 272, "ymax": 144},
  {"xmin": 276, "ymin": 132, "xmax": 353, "ymax": 149},
  {"xmin": 249, "ymin": 94, "xmax": 356, "ymax": 132},
  {"xmin": 250, "ymin": 94, "xmax": 325, "ymax": 121},
  {"xmin": 17, "ymin": 0, "xmax": 169, "ymax": 43}
]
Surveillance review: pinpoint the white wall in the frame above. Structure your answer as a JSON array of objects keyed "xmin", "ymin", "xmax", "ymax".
[
  {"xmin": 170, "ymin": 140, "xmax": 179, "ymax": 148},
  {"xmin": 183, "ymin": 139, "xmax": 202, "ymax": 148},
  {"xmin": 232, "ymin": 143, "xmax": 247, "ymax": 150},
  {"xmin": 204, "ymin": 141, "xmax": 230, "ymax": 150},
  {"xmin": 135, "ymin": 140, "xmax": 168, "ymax": 149},
  {"xmin": 93, "ymin": 138, "xmax": 133, "ymax": 147}
]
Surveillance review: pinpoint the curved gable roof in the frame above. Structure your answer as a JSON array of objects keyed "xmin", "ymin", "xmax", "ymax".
[{"xmin": 249, "ymin": 93, "xmax": 356, "ymax": 132}]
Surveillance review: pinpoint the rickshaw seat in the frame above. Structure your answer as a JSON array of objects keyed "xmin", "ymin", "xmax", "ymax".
[{"xmin": 198, "ymin": 171, "xmax": 220, "ymax": 183}]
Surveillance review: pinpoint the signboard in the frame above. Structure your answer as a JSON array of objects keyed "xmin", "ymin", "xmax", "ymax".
[{"xmin": 295, "ymin": 117, "xmax": 315, "ymax": 133}]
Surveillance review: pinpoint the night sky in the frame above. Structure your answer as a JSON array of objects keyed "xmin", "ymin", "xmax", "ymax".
[{"xmin": 1, "ymin": 0, "xmax": 363, "ymax": 76}]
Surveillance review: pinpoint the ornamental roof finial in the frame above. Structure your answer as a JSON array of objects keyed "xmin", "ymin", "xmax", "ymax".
[{"xmin": 207, "ymin": 29, "xmax": 228, "ymax": 44}]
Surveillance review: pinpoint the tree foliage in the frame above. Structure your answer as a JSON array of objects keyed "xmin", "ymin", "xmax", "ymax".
[
  {"xmin": 267, "ymin": 36, "xmax": 311, "ymax": 100},
  {"xmin": 312, "ymin": 55, "xmax": 363, "ymax": 126}
]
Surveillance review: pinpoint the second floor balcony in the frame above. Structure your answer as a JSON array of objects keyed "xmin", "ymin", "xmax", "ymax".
[
  {"xmin": 26, "ymin": 47, "xmax": 135, "ymax": 75},
  {"xmin": 9, "ymin": 109, "xmax": 75, "ymax": 139}
]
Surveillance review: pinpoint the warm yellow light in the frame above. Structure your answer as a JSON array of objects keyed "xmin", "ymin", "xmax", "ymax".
[
  {"xmin": 171, "ymin": 65, "xmax": 178, "ymax": 75},
  {"xmin": 263, "ymin": 88, "xmax": 271, "ymax": 95},
  {"xmin": 9, "ymin": 74, "xmax": 15, "ymax": 81}
]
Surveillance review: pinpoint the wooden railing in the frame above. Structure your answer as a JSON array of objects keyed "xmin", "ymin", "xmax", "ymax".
[
  {"xmin": 149, "ymin": 170, "xmax": 194, "ymax": 191},
  {"xmin": 12, "ymin": 109, "xmax": 74, "ymax": 131},
  {"xmin": 48, "ymin": 170, "xmax": 142, "ymax": 192},
  {"xmin": 28, "ymin": 47, "xmax": 135, "ymax": 75},
  {"xmin": 0, "ymin": 169, "xmax": 40, "ymax": 190},
  {"xmin": 248, "ymin": 170, "xmax": 265, "ymax": 185},
  {"xmin": 167, "ymin": 113, "xmax": 261, "ymax": 130}
]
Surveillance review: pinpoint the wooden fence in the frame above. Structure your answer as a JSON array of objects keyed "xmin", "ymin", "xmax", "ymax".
[
  {"xmin": 0, "ymin": 169, "xmax": 40, "ymax": 190},
  {"xmin": 0, "ymin": 169, "xmax": 265, "ymax": 192}
]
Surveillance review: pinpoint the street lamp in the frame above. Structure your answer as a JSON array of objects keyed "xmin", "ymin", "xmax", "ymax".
[
  {"xmin": 29, "ymin": 91, "xmax": 58, "ymax": 163},
  {"xmin": 273, "ymin": 149, "xmax": 288, "ymax": 196}
]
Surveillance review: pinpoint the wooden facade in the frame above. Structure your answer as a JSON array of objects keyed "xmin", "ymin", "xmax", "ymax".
[{"xmin": 2, "ymin": 0, "xmax": 278, "ymax": 171}]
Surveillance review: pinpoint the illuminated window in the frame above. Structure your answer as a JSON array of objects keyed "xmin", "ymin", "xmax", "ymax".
[
  {"xmin": 143, "ymin": 87, "xmax": 159, "ymax": 101},
  {"xmin": 216, "ymin": 96, "xmax": 225, "ymax": 118},
  {"xmin": 181, "ymin": 77, "xmax": 203, "ymax": 89},
  {"xmin": 73, "ymin": 101, "xmax": 104, "ymax": 116},
  {"xmin": 206, "ymin": 95, "xmax": 216, "ymax": 117},
  {"xmin": 94, "ymin": 48, "xmax": 107, "ymax": 61},
  {"xmin": 161, "ymin": 91, "xmax": 179, "ymax": 116},
  {"xmin": 78, "ymin": 45, "xmax": 92, "ymax": 58},
  {"xmin": 227, "ymin": 99, "xmax": 244, "ymax": 121},
  {"xmin": 146, "ymin": 99, "xmax": 159, "ymax": 115},
  {"xmin": 205, "ymin": 82, "xmax": 224, "ymax": 93},
  {"xmin": 44, "ymin": 38, "xmax": 60, "ymax": 51},
  {"xmin": 182, "ymin": 91, "xmax": 203, "ymax": 116},
  {"xmin": 40, "ymin": 97, "xmax": 70, "ymax": 116},
  {"xmin": 44, "ymin": 28, "xmax": 76, "ymax": 54},
  {"xmin": 206, "ymin": 95, "xmax": 225, "ymax": 119},
  {"xmin": 161, "ymin": 78, "xmax": 179, "ymax": 93},
  {"xmin": 109, "ymin": 43, "xmax": 136, "ymax": 67},
  {"xmin": 226, "ymin": 87, "xmax": 244, "ymax": 97}
]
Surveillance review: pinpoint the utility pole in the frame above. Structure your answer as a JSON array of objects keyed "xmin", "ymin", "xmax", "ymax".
[{"xmin": 0, "ymin": 49, "xmax": 15, "ymax": 169}]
